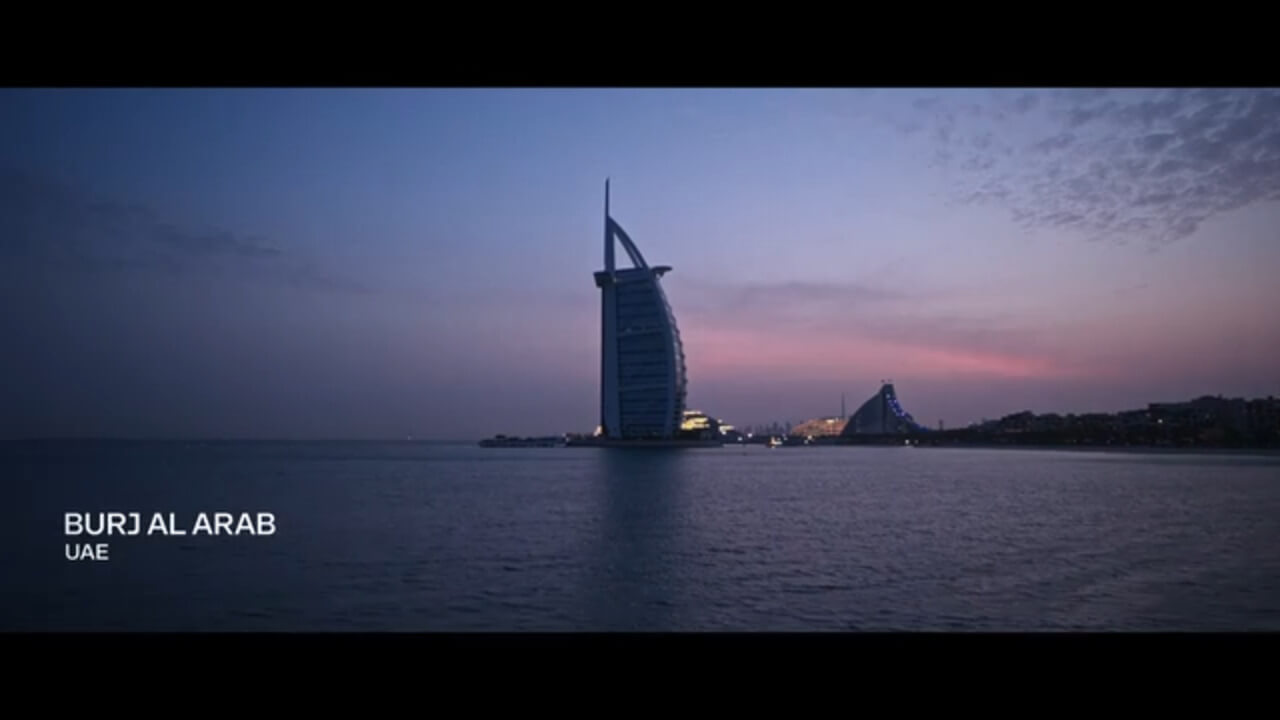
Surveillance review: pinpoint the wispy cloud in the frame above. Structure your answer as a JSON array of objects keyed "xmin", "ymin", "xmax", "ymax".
[
  {"xmin": 674, "ymin": 278, "xmax": 1076, "ymax": 380},
  {"xmin": 0, "ymin": 167, "xmax": 373, "ymax": 295},
  {"xmin": 893, "ymin": 88, "xmax": 1280, "ymax": 248},
  {"xmin": 678, "ymin": 278, "xmax": 906, "ymax": 313}
]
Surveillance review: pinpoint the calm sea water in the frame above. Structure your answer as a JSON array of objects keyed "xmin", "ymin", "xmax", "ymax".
[{"xmin": 4, "ymin": 440, "xmax": 1279, "ymax": 631}]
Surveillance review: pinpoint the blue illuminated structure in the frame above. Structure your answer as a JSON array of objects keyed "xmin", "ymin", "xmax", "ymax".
[{"xmin": 841, "ymin": 382, "xmax": 929, "ymax": 435}]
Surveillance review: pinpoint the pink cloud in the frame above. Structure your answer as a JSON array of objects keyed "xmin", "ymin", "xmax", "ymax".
[{"xmin": 684, "ymin": 322, "xmax": 1073, "ymax": 382}]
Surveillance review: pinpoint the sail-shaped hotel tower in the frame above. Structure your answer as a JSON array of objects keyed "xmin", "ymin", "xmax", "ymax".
[{"xmin": 593, "ymin": 181, "xmax": 688, "ymax": 440}]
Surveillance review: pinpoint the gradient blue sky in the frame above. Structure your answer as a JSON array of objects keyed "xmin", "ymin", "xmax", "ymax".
[{"xmin": 2, "ymin": 88, "xmax": 1278, "ymax": 439}]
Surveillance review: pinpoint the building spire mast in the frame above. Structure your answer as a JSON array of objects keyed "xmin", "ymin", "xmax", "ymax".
[{"xmin": 604, "ymin": 178, "xmax": 614, "ymax": 272}]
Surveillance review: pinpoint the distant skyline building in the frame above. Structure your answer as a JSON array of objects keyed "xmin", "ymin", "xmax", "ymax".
[{"xmin": 594, "ymin": 181, "xmax": 688, "ymax": 439}]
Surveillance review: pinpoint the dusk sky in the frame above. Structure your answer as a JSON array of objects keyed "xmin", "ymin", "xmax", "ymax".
[{"xmin": 2, "ymin": 88, "xmax": 1278, "ymax": 440}]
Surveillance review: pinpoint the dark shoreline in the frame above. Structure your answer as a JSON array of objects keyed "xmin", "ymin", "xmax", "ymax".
[
  {"xmin": 782, "ymin": 440, "xmax": 1280, "ymax": 459},
  {"xmin": 886, "ymin": 442, "xmax": 1280, "ymax": 458}
]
